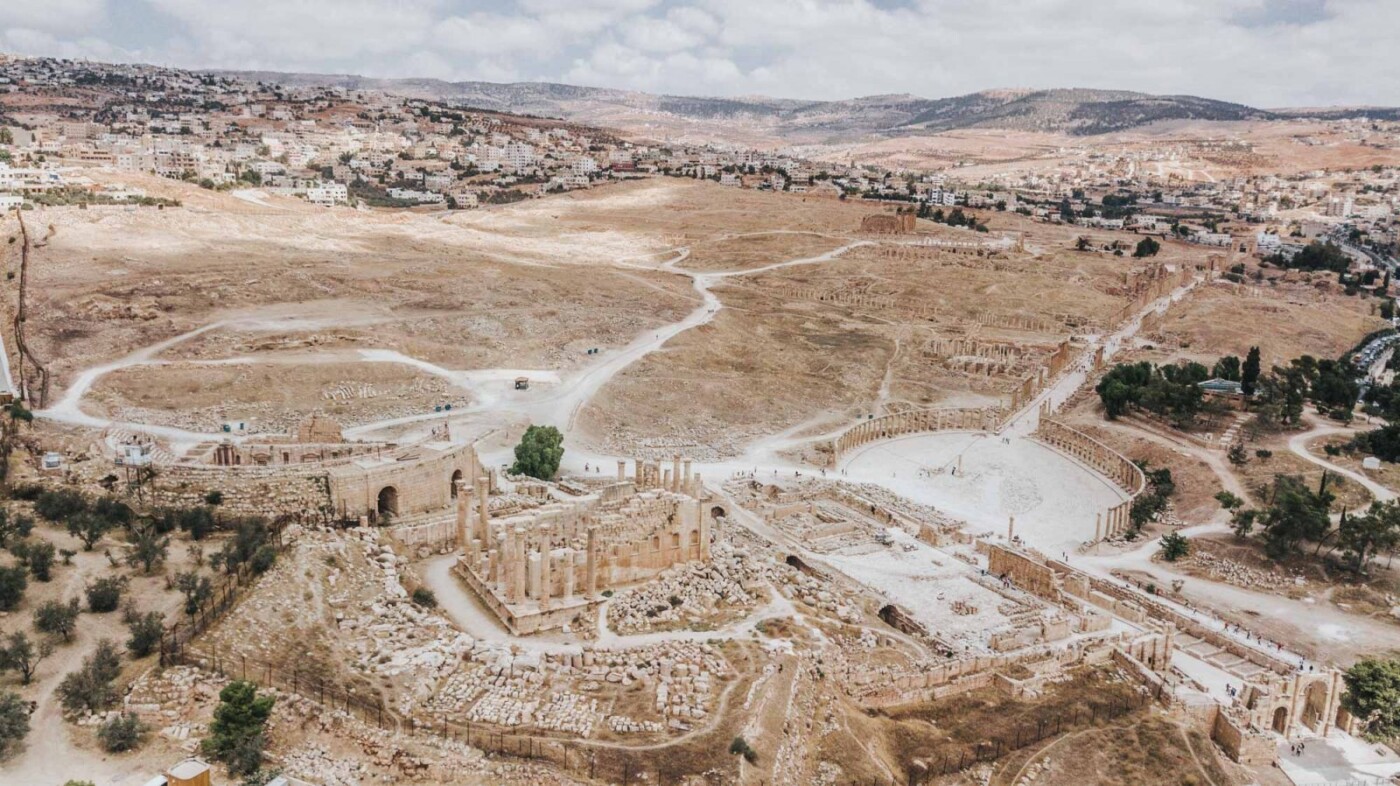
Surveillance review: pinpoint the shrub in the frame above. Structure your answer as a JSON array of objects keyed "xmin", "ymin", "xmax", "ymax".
[
  {"xmin": 411, "ymin": 587, "xmax": 437, "ymax": 608},
  {"xmin": 26, "ymin": 539, "xmax": 55, "ymax": 581},
  {"xmin": 125, "ymin": 609, "xmax": 165, "ymax": 658},
  {"xmin": 204, "ymin": 490, "xmax": 224, "ymax": 506},
  {"xmin": 729, "ymin": 735, "xmax": 758, "ymax": 764},
  {"xmin": 86, "ymin": 576, "xmax": 128, "ymax": 613},
  {"xmin": 97, "ymin": 713, "xmax": 146, "ymax": 752},
  {"xmin": 34, "ymin": 488, "xmax": 88, "ymax": 522},
  {"xmin": 249, "ymin": 545, "xmax": 276, "ymax": 574}
]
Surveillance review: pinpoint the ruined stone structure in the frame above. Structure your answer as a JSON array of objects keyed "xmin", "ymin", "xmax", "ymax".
[
  {"xmin": 1032, "ymin": 419, "xmax": 1144, "ymax": 540},
  {"xmin": 327, "ymin": 439, "xmax": 482, "ymax": 521},
  {"xmin": 1003, "ymin": 340, "xmax": 1078, "ymax": 413},
  {"xmin": 1106, "ymin": 264, "xmax": 1197, "ymax": 328},
  {"xmin": 453, "ymin": 459, "xmax": 714, "ymax": 635},
  {"xmin": 859, "ymin": 205, "xmax": 917, "ymax": 234},
  {"xmin": 100, "ymin": 417, "xmax": 484, "ymax": 522}
]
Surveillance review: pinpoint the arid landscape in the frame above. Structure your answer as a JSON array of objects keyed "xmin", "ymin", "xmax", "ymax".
[{"xmin": 0, "ymin": 21, "xmax": 1399, "ymax": 786}]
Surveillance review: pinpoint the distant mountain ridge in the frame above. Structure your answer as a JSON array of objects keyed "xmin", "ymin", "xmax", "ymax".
[{"xmin": 213, "ymin": 69, "xmax": 1396, "ymax": 142}]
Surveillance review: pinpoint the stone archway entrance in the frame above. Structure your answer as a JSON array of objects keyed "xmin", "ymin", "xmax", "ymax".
[
  {"xmin": 1272, "ymin": 706, "xmax": 1289, "ymax": 734},
  {"xmin": 450, "ymin": 469, "xmax": 464, "ymax": 499},
  {"xmin": 1301, "ymin": 679, "xmax": 1331, "ymax": 733},
  {"xmin": 377, "ymin": 486, "xmax": 399, "ymax": 517}
]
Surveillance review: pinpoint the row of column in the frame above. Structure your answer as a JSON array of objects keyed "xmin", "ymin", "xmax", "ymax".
[
  {"xmin": 834, "ymin": 407, "xmax": 1000, "ymax": 456},
  {"xmin": 456, "ymin": 478, "xmax": 601, "ymax": 608},
  {"xmin": 1094, "ymin": 501, "xmax": 1132, "ymax": 540},
  {"xmin": 617, "ymin": 457, "xmax": 701, "ymax": 497}
]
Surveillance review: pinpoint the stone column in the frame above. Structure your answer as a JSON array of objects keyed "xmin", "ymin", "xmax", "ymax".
[
  {"xmin": 476, "ymin": 477, "xmax": 490, "ymax": 544},
  {"xmin": 455, "ymin": 481, "xmax": 470, "ymax": 554},
  {"xmin": 539, "ymin": 524, "xmax": 553, "ymax": 610},
  {"xmin": 515, "ymin": 527, "xmax": 529, "ymax": 603},
  {"xmin": 585, "ymin": 527, "xmax": 598, "ymax": 599},
  {"xmin": 617, "ymin": 460, "xmax": 626, "ymax": 482},
  {"xmin": 562, "ymin": 548, "xmax": 576, "ymax": 600},
  {"xmin": 1007, "ymin": 516, "xmax": 1015, "ymax": 542},
  {"xmin": 527, "ymin": 551, "xmax": 542, "ymax": 601},
  {"xmin": 698, "ymin": 499, "xmax": 711, "ymax": 560},
  {"xmin": 672, "ymin": 456, "xmax": 682, "ymax": 492},
  {"xmin": 683, "ymin": 459, "xmax": 693, "ymax": 495}
]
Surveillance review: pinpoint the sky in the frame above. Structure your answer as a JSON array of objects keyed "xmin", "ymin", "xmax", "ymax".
[{"xmin": 0, "ymin": 0, "xmax": 1396, "ymax": 108}]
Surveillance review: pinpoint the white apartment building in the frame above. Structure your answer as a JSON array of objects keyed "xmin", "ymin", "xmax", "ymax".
[{"xmin": 305, "ymin": 183, "xmax": 348, "ymax": 206}]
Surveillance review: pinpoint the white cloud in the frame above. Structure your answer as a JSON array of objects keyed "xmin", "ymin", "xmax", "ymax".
[
  {"xmin": 0, "ymin": 0, "xmax": 1394, "ymax": 107},
  {"xmin": 0, "ymin": 0, "xmax": 108, "ymax": 34}
]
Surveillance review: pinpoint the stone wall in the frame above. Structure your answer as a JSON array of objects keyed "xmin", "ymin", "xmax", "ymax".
[{"xmin": 147, "ymin": 463, "xmax": 332, "ymax": 517}]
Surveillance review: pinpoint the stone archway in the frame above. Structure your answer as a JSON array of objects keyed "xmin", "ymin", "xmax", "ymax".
[
  {"xmin": 1301, "ymin": 679, "xmax": 1332, "ymax": 733},
  {"xmin": 377, "ymin": 486, "xmax": 399, "ymax": 517},
  {"xmin": 1272, "ymin": 706, "xmax": 1289, "ymax": 734},
  {"xmin": 710, "ymin": 505, "xmax": 727, "ymax": 520},
  {"xmin": 450, "ymin": 469, "xmax": 464, "ymax": 499}
]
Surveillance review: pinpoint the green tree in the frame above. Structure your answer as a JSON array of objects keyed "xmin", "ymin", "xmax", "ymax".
[
  {"xmin": 57, "ymin": 639, "xmax": 122, "ymax": 713},
  {"xmin": 34, "ymin": 489, "xmax": 88, "ymax": 522},
  {"xmin": 26, "ymin": 539, "xmax": 55, "ymax": 581},
  {"xmin": 1342, "ymin": 658, "xmax": 1400, "ymax": 738},
  {"xmin": 1337, "ymin": 501, "xmax": 1400, "ymax": 573},
  {"xmin": 126, "ymin": 523, "xmax": 170, "ymax": 573},
  {"xmin": 1260, "ymin": 475, "xmax": 1333, "ymax": 559},
  {"xmin": 1133, "ymin": 237, "xmax": 1161, "ymax": 258},
  {"xmin": 1214, "ymin": 490, "xmax": 1244, "ymax": 511},
  {"xmin": 0, "ymin": 690, "xmax": 30, "ymax": 757},
  {"xmin": 67, "ymin": 512, "xmax": 112, "ymax": 551},
  {"xmin": 0, "ymin": 564, "xmax": 26, "ymax": 611},
  {"xmin": 1241, "ymin": 347, "xmax": 1261, "ymax": 396},
  {"xmin": 34, "ymin": 597, "xmax": 81, "ymax": 642},
  {"xmin": 1159, "ymin": 532, "xmax": 1190, "ymax": 562},
  {"xmin": 124, "ymin": 607, "xmax": 165, "ymax": 658},
  {"xmin": 1212, "ymin": 356, "xmax": 1242, "ymax": 382},
  {"xmin": 0, "ymin": 630, "xmax": 52, "ymax": 684},
  {"xmin": 175, "ymin": 571, "xmax": 214, "ymax": 616},
  {"xmin": 203, "ymin": 681, "xmax": 275, "ymax": 776},
  {"xmin": 510, "ymin": 425, "xmax": 565, "ymax": 480}
]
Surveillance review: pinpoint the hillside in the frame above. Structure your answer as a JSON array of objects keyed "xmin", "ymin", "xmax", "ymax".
[{"xmin": 215, "ymin": 69, "xmax": 1377, "ymax": 143}]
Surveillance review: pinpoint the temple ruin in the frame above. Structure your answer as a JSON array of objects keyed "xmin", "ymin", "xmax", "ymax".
[{"xmin": 452, "ymin": 457, "xmax": 715, "ymax": 635}]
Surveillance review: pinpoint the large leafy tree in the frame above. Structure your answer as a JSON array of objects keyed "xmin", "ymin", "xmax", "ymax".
[
  {"xmin": 0, "ymin": 690, "xmax": 30, "ymax": 757},
  {"xmin": 203, "ymin": 681, "xmax": 275, "ymax": 776},
  {"xmin": 1342, "ymin": 658, "xmax": 1400, "ymax": 739},
  {"xmin": 1260, "ymin": 475, "xmax": 1333, "ymax": 559},
  {"xmin": 510, "ymin": 425, "xmax": 565, "ymax": 480},
  {"xmin": 1337, "ymin": 501, "xmax": 1400, "ymax": 572}
]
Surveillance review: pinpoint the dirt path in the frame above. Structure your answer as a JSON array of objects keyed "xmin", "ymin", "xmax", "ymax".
[{"xmin": 1286, "ymin": 416, "xmax": 1396, "ymax": 502}]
